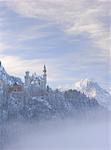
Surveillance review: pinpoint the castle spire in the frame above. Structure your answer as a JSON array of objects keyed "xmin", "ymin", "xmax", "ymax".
[
  {"xmin": 43, "ymin": 65, "xmax": 47, "ymax": 91},
  {"xmin": 43, "ymin": 65, "xmax": 47, "ymax": 74}
]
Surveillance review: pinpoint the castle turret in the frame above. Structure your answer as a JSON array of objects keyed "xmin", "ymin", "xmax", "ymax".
[
  {"xmin": 25, "ymin": 71, "xmax": 30, "ymax": 86},
  {"xmin": 43, "ymin": 65, "xmax": 47, "ymax": 90}
]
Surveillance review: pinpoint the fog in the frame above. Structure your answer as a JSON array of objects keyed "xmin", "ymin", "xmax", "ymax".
[{"xmin": 1, "ymin": 118, "xmax": 110, "ymax": 150}]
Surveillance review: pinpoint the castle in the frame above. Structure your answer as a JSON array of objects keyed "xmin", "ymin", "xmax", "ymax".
[
  {"xmin": 0, "ymin": 61, "xmax": 48, "ymax": 96},
  {"xmin": 24, "ymin": 65, "xmax": 47, "ymax": 96}
]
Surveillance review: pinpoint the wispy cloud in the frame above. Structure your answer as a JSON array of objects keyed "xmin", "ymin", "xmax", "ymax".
[
  {"xmin": 0, "ymin": 0, "xmax": 110, "ymax": 90},
  {"xmin": 15, "ymin": 23, "xmax": 55, "ymax": 42},
  {"xmin": 0, "ymin": 42, "xmax": 11, "ymax": 52},
  {"xmin": 0, "ymin": 55, "xmax": 45, "ymax": 76},
  {"xmin": 4, "ymin": 0, "xmax": 110, "ymax": 51}
]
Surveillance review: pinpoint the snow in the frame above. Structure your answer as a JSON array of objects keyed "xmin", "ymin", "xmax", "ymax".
[
  {"xmin": 0, "ymin": 65, "xmax": 110, "ymax": 123},
  {"xmin": 0, "ymin": 65, "xmax": 110, "ymax": 150},
  {"xmin": 0, "ymin": 65, "xmax": 22, "ymax": 86},
  {"xmin": 74, "ymin": 79, "xmax": 111, "ymax": 111}
]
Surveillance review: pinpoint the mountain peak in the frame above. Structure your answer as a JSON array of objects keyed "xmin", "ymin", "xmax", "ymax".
[
  {"xmin": 75, "ymin": 79, "xmax": 98, "ymax": 93},
  {"xmin": 74, "ymin": 79, "xmax": 111, "ymax": 111}
]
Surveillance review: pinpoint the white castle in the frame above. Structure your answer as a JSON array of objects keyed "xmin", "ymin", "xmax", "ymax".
[
  {"xmin": 0, "ymin": 61, "xmax": 48, "ymax": 96},
  {"xmin": 24, "ymin": 65, "xmax": 47, "ymax": 96}
]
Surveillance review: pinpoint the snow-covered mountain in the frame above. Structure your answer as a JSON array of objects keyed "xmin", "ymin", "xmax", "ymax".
[
  {"xmin": 0, "ymin": 63, "xmax": 109, "ymax": 122},
  {"xmin": 0, "ymin": 64, "xmax": 22, "ymax": 85},
  {"xmin": 74, "ymin": 79, "xmax": 111, "ymax": 111}
]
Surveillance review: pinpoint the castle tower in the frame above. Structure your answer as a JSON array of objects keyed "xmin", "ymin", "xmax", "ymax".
[
  {"xmin": 43, "ymin": 65, "xmax": 47, "ymax": 90},
  {"xmin": 25, "ymin": 71, "xmax": 30, "ymax": 86},
  {"xmin": 0, "ymin": 61, "xmax": 1, "ymax": 67}
]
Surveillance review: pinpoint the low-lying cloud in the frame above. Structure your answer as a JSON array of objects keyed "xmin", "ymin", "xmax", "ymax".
[{"xmin": 1, "ymin": 118, "xmax": 110, "ymax": 150}]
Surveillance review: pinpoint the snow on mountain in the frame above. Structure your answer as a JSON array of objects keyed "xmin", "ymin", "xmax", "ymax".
[
  {"xmin": 0, "ymin": 63, "xmax": 109, "ymax": 122},
  {"xmin": 0, "ymin": 64, "xmax": 22, "ymax": 85},
  {"xmin": 74, "ymin": 79, "xmax": 111, "ymax": 111}
]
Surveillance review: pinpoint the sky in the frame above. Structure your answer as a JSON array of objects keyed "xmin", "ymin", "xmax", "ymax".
[{"xmin": 0, "ymin": 0, "xmax": 110, "ymax": 90}]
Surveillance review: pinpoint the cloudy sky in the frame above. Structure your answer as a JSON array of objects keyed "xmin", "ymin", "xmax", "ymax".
[{"xmin": 0, "ymin": 0, "xmax": 110, "ymax": 90}]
